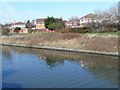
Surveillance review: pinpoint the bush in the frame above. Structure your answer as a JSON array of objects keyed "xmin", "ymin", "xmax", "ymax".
[
  {"xmin": 45, "ymin": 16, "xmax": 65, "ymax": 31},
  {"xmin": 15, "ymin": 27, "xmax": 21, "ymax": 30},
  {"xmin": 28, "ymin": 29, "xmax": 37, "ymax": 33},
  {"xmin": 28, "ymin": 29, "xmax": 33, "ymax": 33},
  {"xmin": 48, "ymin": 23, "xmax": 55, "ymax": 30},
  {"xmin": 2, "ymin": 29, "xmax": 10, "ymax": 35},
  {"xmin": 94, "ymin": 22, "xmax": 118, "ymax": 33},
  {"xmin": 57, "ymin": 28, "xmax": 69, "ymax": 33},
  {"xmin": 69, "ymin": 28, "xmax": 92, "ymax": 33}
]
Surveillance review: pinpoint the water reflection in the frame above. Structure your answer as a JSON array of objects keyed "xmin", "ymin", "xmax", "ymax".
[
  {"xmin": 2, "ymin": 46, "xmax": 12, "ymax": 60},
  {"xmin": 2, "ymin": 46, "xmax": 118, "ymax": 88}
]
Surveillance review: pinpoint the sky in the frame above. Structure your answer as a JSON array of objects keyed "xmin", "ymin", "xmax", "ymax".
[{"xmin": 0, "ymin": 2, "xmax": 118, "ymax": 24}]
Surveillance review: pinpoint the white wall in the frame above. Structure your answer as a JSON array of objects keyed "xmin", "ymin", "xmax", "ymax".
[{"xmin": 11, "ymin": 24, "xmax": 25, "ymax": 29}]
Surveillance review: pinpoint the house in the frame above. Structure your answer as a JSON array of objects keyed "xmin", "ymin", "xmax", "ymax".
[
  {"xmin": 65, "ymin": 19, "xmax": 80, "ymax": 28},
  {"xmin": 10, "ymin": 22, "xmax": 28, "ymax": 33},
  {"xmin": 35, "ymin": 18, "xmax": 46, "ymax": 30},
  {"xmin": 80, "ymin": 13, "xmax": 97, "ymax": 28},
  {"xmin": 26, "ymin": 20, "xmax": 36, "ymax": 30}
]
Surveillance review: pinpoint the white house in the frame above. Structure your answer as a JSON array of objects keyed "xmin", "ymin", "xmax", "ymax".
[
  {"xmin": 80, "ymin": 13, "xmax": 97, "ymax": 28},
  {"xmin": 10, "ymin": 22, "xmax": 28, "ymax": 33}
]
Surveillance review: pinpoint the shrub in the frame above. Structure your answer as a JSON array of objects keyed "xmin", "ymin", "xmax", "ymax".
[
  {"xmin": 15, "ymin": 27, "xmax": 21, "ymax": 30},
  {"xmin": 45, "ymin": 16, "xmax": 65, "ymax": 30},
  {"xmin": 2, "ymin": 29, "xmax": 10, "ymax": 35},
  {"xmin": 28, "ymin": 29, "xmax": 37, "ymax": 33},
  {"xmin": 57, "ymin": 28, "xmax": 70, "ymax": 33},
  {"xmin": 48, "ymin": 23, "xmax": 55, "ymax": 30},
  {"xmin": 69, "ymin": 28, "xmax": 92, "ymax": 33}
]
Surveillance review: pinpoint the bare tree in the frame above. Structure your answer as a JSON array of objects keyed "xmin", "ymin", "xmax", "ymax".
[
  {"xmin": 26, "ymin": 20, "xmax": 34, "ymax": 30},
  {"xmin": 0, "ymin": 24, "xmax": 2, "ymax": 35},
  {"xmin": 94, "ymin": 4, "xmax": 118, "ymax": 32},
  {"xmin": 69, "ymin": 16, "xmax": 79, "ymax": 21}
]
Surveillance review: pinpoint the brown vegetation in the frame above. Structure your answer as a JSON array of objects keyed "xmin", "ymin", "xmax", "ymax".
[{"xmin": 2, "ymin": 32, "xmax": 118, "ymax": 52}]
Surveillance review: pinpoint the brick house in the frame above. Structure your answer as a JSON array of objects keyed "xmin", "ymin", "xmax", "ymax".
[{"xmin": 65, "ymin": 19, "xmax": 80, "ymax": 28}]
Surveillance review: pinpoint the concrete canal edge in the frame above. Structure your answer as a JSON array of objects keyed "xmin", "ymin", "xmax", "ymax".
[{"xmin": 1, "ymin": 43, "xmax": 119, "ymax": 57}]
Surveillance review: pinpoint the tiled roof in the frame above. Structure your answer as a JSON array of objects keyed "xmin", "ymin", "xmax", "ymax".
[
  {"xmin": 14, "ymin": 22, "xmax": 25, "ymax": 25},
  {"xmin": 36, "ymin": 18, "xmax": 45, "ymax": 22},
  {"xmin": 80, "ymin": 13, "xmax": 96, "ymax": 19}
]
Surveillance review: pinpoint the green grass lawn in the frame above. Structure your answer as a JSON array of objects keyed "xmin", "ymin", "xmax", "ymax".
[{"xmin": 85, "ymin": 32, "xmax": 119, "ymax": 36}]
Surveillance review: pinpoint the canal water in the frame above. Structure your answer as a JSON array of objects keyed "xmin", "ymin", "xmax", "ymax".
[{"xmin": 2, "ymin": 46, "xmax": 118, "ymax": 88}]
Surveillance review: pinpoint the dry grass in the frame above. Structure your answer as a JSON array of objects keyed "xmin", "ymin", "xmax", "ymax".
[{"xmin": 1, "ymin": 32, "xmax": 118, "ymax": 52}]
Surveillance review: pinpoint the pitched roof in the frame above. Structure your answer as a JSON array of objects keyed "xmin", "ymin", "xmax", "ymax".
[
  {"xmin": 80, "ymin": 13, "xmax": 97, "ymax": 19},
  {"xmin": 14, "ymin": 22, "xmax": 25, "ymax": 25},
  {"xmin": 36, "ymin": 18, "xmax": 45, "ymax": 22}
]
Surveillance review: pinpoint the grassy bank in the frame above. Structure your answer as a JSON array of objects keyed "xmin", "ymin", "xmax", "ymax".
[{"xmin": 1, "ymin": 32, "xmax": 119, "ymax": 52}]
